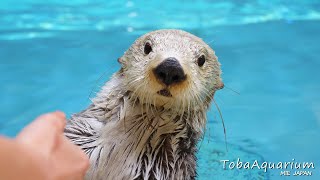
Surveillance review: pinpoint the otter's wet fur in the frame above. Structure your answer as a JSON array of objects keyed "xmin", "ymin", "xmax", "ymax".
[{"xmin": 65, "ymin": 29, "xmax": 223, "ymax": 180}]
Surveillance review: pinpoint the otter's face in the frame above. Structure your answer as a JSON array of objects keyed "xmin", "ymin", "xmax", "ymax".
[{"xmin": 119, "ymin": 29, "xmax": 223, "ymax": 110}]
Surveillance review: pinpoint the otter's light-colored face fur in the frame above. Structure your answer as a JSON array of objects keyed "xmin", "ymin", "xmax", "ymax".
[{"xmin": 119, "ymin": 29, "xmax": 223, "ymax": 111}]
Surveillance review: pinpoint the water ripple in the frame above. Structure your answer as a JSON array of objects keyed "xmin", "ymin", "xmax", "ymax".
[{"xmin": 0, "ymin": 0, "xmax": 319, "ymax": 39}]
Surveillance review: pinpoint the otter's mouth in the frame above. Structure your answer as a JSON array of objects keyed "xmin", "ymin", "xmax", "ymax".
[{"xmin": 157, "ymin": 89, "xmax": 172, "ymax": 97}]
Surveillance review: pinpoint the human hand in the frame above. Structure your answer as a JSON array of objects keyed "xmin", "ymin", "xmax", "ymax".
[{"xmin": 1, "ymin": 112, "xmax": 89, "ymax": 180}]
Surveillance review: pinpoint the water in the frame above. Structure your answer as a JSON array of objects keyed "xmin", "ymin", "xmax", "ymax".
[{"xmin": 1, "ymin": 0, "xmax": 319, "ymax": 179}]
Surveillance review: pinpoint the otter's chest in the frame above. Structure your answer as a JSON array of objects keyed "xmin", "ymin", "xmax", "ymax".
[{"xmin": 91, "ymin": 112, "xmax": 197, "ymax": 180}]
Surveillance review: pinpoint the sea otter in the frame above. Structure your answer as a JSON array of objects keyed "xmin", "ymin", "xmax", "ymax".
[{"xmin": 65, "ymin": 29, "xmax": 224, "ymax": 180}]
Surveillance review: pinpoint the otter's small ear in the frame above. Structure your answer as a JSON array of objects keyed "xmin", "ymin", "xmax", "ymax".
[
  {"xmin": 117, "ymin": 57, "xmax": 124, "ymax": 64},
  {"xmin": 217, "ymin": 81, "xmax": 224, "ymax": 90}
]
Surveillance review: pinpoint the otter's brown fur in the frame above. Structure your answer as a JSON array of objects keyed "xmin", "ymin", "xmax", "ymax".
[{"xmin": 65, "ymin": 29, "xmax": 223, "ymax": 180}]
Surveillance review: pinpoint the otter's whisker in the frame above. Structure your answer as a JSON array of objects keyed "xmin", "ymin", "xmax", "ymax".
[
  {"xmin": 212, "ymin": 98, "xmax": 228, "ymax": 152},
  {"xmin": 179, "ymin": 94, "xmax": 186, "ymax": 122},
  {"xmin": 224, "ymin": 84, "xmax": 240, "ymax": 95},
  {"xmin": 87, "ymin": 70, "xmax": 110, "ymax": 101},
  {"xmin": 140, "ymin": 84, "xmax": 156, "ymax": 130}
]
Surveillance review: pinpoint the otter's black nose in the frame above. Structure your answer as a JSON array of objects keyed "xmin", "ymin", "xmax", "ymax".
[{"xmin": 153, "ymin": 57, "xmax": 186, "ymax": 86}]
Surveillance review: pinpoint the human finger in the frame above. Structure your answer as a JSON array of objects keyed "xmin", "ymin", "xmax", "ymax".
[
  {"xmin": 51, "ymin": 136, "xmax": 89, "ymax": 180},
  {"xmin": 16, "ymin": 111, "xmax": 66, "ymax": 155}
]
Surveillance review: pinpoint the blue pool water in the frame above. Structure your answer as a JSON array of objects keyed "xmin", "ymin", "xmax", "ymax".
[{"xmin": 1, "ymin": 0, "xmax": 320, "ymax": 179}]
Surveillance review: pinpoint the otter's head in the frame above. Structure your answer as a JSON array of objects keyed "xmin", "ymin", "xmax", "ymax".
[{"xmin": 118, "ymin": 29, "xmax": 223, "ymax": 111}]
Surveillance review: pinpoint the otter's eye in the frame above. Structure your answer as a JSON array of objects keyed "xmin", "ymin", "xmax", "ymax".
[
  {"xmin": 144, "ymin": 42, "xmax": 152, "ymax": 55},
  {"xmin": 197, "ymin": 55, "xmax": 206, "ymax": 67}
]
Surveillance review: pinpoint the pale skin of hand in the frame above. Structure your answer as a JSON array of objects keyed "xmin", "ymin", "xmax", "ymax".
[{"xmin": 0, "ymin": 111, "xmax": 89, "ymax": 180}]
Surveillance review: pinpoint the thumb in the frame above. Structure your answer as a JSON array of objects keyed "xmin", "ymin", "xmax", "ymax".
[{"xmin": 16, "ymin": 111, "xmax": 66, "ymax": 155}]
